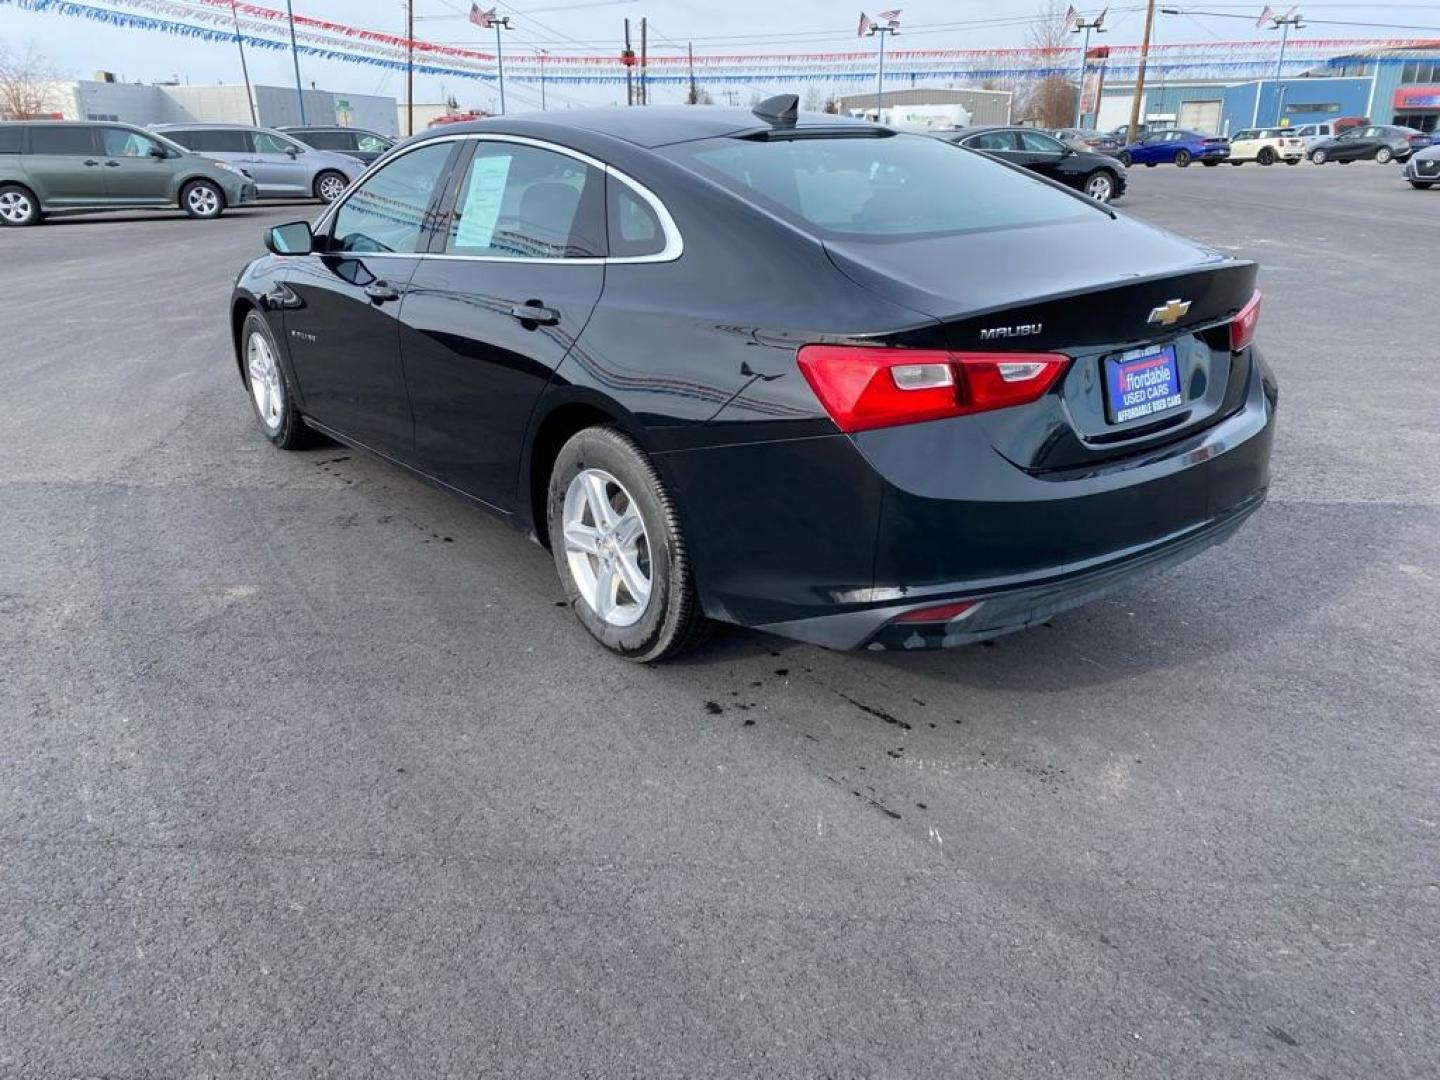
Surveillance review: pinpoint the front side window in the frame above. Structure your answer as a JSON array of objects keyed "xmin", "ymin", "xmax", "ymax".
[
  {"xmin": 301, "ymin": 130, "xmax": 350, "ymax": 151},
  {"xmin": 441, "ymin": 142, "xmax": 604, "ymax": 259},
  {"xmin": 254, "ymin": 131, "xmax": 302, "ymax": 155},
  {"xmin": 1018, "ymin": 131, "xmax": 1065, "ymax": 153},
  {"xmin": 28, "ymin": 126, "xmax": 95, "ymax": 155},
  {"xmin": 330, "ymin": 142, "xmax": 453, "ymax": 254},
  {"xmin": 670, "ymin": 131, "xmax": 1094, "ymax": 241},
  {"xmin": 172, "ymin": 129, "xmax": 251, "ymax": 153},
  {"xmin": 356, "ymin": 133, "xmax": 392, "ymax": 153},
  {"xmin": 100, "ymin": 128, "xmax": 162, "ymax": 158}
]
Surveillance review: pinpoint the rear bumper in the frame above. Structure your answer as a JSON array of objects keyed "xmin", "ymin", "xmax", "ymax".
[{"xmin": 668, "ymin": 347, "xmax": 1276, "ymax": 651}]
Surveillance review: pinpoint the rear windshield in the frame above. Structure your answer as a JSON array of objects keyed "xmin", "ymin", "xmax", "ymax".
[{"xmin": 666, "ymin": 132, "xmax": 1093, "ymax": 241}]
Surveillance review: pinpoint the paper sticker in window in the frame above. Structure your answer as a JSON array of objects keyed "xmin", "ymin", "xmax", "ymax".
[{"xmin": 455, "ymin": 153, "xmax": 512, "ymax": 250}]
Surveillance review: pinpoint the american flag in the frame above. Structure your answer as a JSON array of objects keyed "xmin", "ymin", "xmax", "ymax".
[
  {"xmin": 1256, "ymin": 4, "xmax": 1274, "ymax": 27},
  {"xmin": 1064, "ymin": 5, "xmax": 1079, "ymax": 28},
  {"xmin": 856, "ymin": 12, "xmax": 872, "ymax": 36},
  {"xmin": 470, "ymin": 4, "xmax": 496, "ymax": 28},
  {"xmin": 877, "ymin": 8, "xmax": 901, "ymax": 23}
]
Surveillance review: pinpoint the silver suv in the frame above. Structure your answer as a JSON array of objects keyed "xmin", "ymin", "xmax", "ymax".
[{"xmin": 151, "ymin": 123, "xmax": 363, "ymax": 203}]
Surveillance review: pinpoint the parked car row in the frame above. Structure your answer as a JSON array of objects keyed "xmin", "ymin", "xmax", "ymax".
[
  {"xmin": 1089, "ymin": 119, "xmax": 1431, "ymax": 169},
  {"xmin": 0, "ymin": 118, "xmax": 394, "ymax": 226},
  {"xmin": 936, "ymin": 126, "xmax": 1127, "ymax": 203}
]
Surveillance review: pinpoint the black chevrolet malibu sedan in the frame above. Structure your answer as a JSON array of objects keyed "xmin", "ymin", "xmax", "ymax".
[{"xmin": 230, "ymin": 97, "xmax": 1276, "ymax": 661}]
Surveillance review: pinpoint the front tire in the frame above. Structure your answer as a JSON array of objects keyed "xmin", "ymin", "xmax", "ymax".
[
  {"xmin": 1202, "ymin": 159, "xmax": 1219, "ymax": 166},
  {"xmin": 0, "ymin": 183, "xmax": 41, "ymax": 227},
  {"xmin": 1175, "ymin": 150, "xmax": 1192, "ymax": 167},
  {"xmin": 1083, "ymin": 170, "xmax": 1115, "ymax": 203},
  {"xmin": 240, "ymin": 310, "xmax": 310, "ymax": 449},
  {"xmin": 548, "ymin": 427, "xmax": 707, "ymax": 662},
  {"xmin": 181, "ymin": 179, "xmax": 225, "ymax": 219},
  {"xmin": 314, "ymin": 170, "xmax": 349, "ymax": 204},
  {"xmin": 1117, "ymin": 150, "xmax": 1132, "ymax": 167},
  {"xmin": 1411, "ymin": 180, "xmax": 1436, "ymax": 190},
  {"xmin": 1375, "ymin": 147, "xmax": 1393, "ymax": 165}
]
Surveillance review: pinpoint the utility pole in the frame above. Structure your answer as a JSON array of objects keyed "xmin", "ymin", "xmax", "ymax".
[
  {"xmin": 687, "ymin": 41, "xmax": 697, "ymax": 104},
  {"xmin": 229, "ymin": 1, "xmax": 257, "ymax": 125},
  {"xmin": 405, "ymin": 0, "xmax": 414, "ymax": 135},
  {"xmin": 1267, "ymin": 8, "xmax": 1304, "ymax": 126},
  {"xmin": 1125, "ymin": 0, "xmax": 1156, "ymax": 143},
  {"xmin": 866, "ymin": 20, "xmax": 899, "ymax": 121},
  {"xmin": 1071, "ymin": 10, "xmax": 1107, "ymax": 128},
  {"xmin": 538, "ymin": 49, "xmax": 548, "ymax": 110},
  {"xmin": 623, "ymin": 19, "xmax": 634, "ymax": 106},
  {"xmin": 284, "ymin": 0, "xmax": 306, "ymax": 124},
  {"xmin": 639, "ymin": 17, "xmax": 647, "ymax": 106},
  {"xmin": 492, "ymin": 14, "xmax": 511, "ymax": 114}
]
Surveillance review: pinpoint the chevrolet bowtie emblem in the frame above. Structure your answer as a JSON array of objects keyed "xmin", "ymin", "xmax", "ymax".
[{"xmin": 1148, "ymin": 299, "xmax": 1192, "ymax": 326}]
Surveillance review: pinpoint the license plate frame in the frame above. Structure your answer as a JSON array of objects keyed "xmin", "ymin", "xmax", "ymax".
[{"xmin": 1102, "ymin": 343, "xmax": 1184, "ymax": 425}]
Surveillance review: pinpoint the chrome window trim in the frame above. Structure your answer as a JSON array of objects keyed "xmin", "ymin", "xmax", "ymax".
[{"xmin": 314, "ymin": 131, "xmax": 683, "ymax": 265}]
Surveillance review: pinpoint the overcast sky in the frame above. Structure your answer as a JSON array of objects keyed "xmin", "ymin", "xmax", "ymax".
[{"xmin": 4, "ymin": 1, "xmax": 1437, "ymax": 112}]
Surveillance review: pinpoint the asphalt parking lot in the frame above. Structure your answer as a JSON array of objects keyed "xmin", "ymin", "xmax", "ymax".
[{"xmin": 2, "ymin": 160, "xmax": 1437, "ymax": 1079}]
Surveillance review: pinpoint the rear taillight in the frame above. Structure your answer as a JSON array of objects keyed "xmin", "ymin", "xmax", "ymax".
[
  {"xmin": 892, "ymin": 600, "xmax": 977, "ymax": 624},
  {"xmin": 796, "ymin": 346, "xmax": 1070, "ymax": 433},
  {"xmin": 1230, "ymin": 290, "xmax": 1262, "ymax": 352}
]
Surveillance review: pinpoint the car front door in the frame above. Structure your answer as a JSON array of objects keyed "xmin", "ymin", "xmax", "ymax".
[
  {"xmin": 279, "ymin": 140, "xmax": 460, "ymax": 453},
  {"xmin": 97, "ymin": 127, "xmax": 174, "ymax": 204},
  {"xmin": 1132, "ymin": 133, "xmax": 1165, "ymax": 163},
  {"xmin": 398, "ymin": 137, "xmax": 609, "ymax": 509},
  {"xmin": 250, "ymin": 131, "xmax": 312, "ymax": 197},
  {"xmin": 21, "ymin": 124, "xmax": 107, "ymax": 206},
  {"xmin": 961, "ymin": 129, "xmax": 1021, "ymax": 163},
  {"xmin": 1332, "ymin": 130, "xmax": 1370, "ymax": 160},
  {"xmin": 1013, "ymin": 130, "xmax": 1071, "ymax": 180}
]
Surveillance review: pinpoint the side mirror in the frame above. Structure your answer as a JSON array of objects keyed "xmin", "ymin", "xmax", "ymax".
[
  {"xmin": 286, "ymin": 146, "xmax": 300, "ymax": 158},
  {"xmin": 265, "ymin": 221, "xmax": 314, "ymax": 256},
  {"xmin": 149, "ymin": 145, "xmax": 168, "ymax": 159}
]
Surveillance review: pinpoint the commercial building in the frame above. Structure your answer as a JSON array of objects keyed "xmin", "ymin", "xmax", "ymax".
[
  {"xmin": 836, "ymin": 87, "xmax": 1014, "ymax": 126},
  {"xmin": 1092, "ymin": 45, "xmax": 1440, "ymax": 135},
  {"xmin": 30, "ymin": 77, "xmax": 398, "ymax": 135}
]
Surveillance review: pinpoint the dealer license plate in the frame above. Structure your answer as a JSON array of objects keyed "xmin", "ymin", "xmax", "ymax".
[{"xmin": 1104, "ymin": 344, "xmax": 1183, "ymax": 424}]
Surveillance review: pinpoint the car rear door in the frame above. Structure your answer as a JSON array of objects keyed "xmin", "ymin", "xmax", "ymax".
[
  {"xmin": 97, "ymin": 127, "xmax": 173, "ymax": 204},
  {"xmin": 280, "ymin": 139, "xmax": 461, "ymax": 453},
  {"xmin": 21, "ymin": 124, "xmax": 106, "ymax": 206},
  {"xmin": 398, "ymin": 137, "xmax": 608, "ymax": 509}
]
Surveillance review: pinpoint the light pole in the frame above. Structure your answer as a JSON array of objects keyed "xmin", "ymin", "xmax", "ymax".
[
  {"xmin": 283, "ymin": 0, "xmax": 306, "ymax": 124},
  {"xmin": 492, "ymin": 15, "xmax": 512, "ymax": 114},
  {"xmin": 229, "ymin": 1, "xmax": 257, "ymax": 125},
  {"xmin": 1266, "ymin": 9, "xmax": 1305, "ymax": 126},
  {"xmin": 867, "ymin": 21, "xmax": 899, "ymax": 121},
  {"xmin": 538, "ymin": 49, "xmax": 548, "ymax": 111},
  {"xmin": 1071, "ymin": 10, "xmax": 1108, "ymax": 129}
]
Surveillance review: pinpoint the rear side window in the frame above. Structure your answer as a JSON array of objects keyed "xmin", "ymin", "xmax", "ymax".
[
  {"xmin": 0, "ymin": 126, "xmax": 21, "ymax": 154},
  {"xmin": 28, "ymin": 126, "xmax": 95, "ymax": 155},
  {"xmin": 441, "ymin": 142, "xmax": 604, "ymax": 259},
  {"xmin": 671, "ymin": 133, "xmax": 1092, "ymax": 240},
  {"xmin": 607, "ymin": 178, "xmax": 664, "ymax": 258},
  {"xmin": 331, "ymin": 141, "xmax": 452, "ymax": 254}
]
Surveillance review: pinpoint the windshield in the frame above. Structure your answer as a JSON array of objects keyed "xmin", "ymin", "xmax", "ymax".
[{"xmin": 666, "ymin": 132, "xmax": 1095, "ymax": 241}]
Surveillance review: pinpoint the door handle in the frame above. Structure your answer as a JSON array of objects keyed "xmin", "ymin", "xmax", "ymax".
[
  {"xmin": 83, "ymin": 159, "xmax": 99, "ymax": 167},
  {"xmin": 508, "ymin": 301, "xmax": 559, "ymax": 327},
  {"xmin": 364, "ymin": 281, "xmax": 401, "ymax": 303},
  {"xmin": 103, "ymin": 160, "xmax": 121, "ymax": 167}
]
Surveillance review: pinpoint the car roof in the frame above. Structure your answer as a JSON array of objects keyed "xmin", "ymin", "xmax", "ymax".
[
  {"xmin": 405, "ymin": 105, "xmax": 876, "ymax": 149},
  {"xmin": 152, "ymin": 122, "xmax": 275, "ymax": 131},
  {"xmin": 280, "ymin": 125, "xmax": 385, "ymax": 134}
]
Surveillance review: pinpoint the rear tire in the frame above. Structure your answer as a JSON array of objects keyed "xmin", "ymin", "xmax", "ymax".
[
  {"xmin": 1310, "ymin": 148, "xmax": 1327, "ymax": 164},
  {"xmin": 240, "ymin": 310, "xmax": 311, "ymax": 449},
  {"xmin": 547, "ymin": 426, "xmax": 707, "ymax": 662},
  {"xmin": 1117, "ymin": 150, "xmax": 1132, "ymax": 167},
  {"xmin": 1375, "ymin": 147, "xmax": 1393, "ymax": 165},
  {"xmin": 1175, "ymin": 150, "xmax": 1192, "ymax": 167},
  {"xmin": 314, "ymin": 170, "xmax": 348, "ymax": 204},
  {"xmin": 1258, "ymin": 147, "xmax": 1277, "ymax": 165},
  {"xmin": 181, "ymin": 179, "xmax": 225, "ymax": 219},
  {"xmin": 0, "ymin": 183, "xmax": 41, "ymax": 227}
]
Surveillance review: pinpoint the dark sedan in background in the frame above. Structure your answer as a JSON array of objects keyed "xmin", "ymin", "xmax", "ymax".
[
  {"xmin": 1120, "ymin": 129, "xmax": 1231, "ymax": 168},
  {"xmin": 1308, "ymin": 125, "xmax": 1430, "ymax": 164},
  {"xmin": 936, "ymin": 125, "xmax": 1127, "ymax": 203},
  {"xmin": 1052, "ymin": 127, "xmax": 1124, "ymax": 157},
  {"xmin": 230, "ymin": 98, "xmax": 1274, "ymax": 660}
]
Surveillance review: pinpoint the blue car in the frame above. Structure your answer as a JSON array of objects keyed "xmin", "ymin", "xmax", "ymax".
[{"xmin": 1119, "ymin": 129, "xmax": 1231, "ymax": 168}]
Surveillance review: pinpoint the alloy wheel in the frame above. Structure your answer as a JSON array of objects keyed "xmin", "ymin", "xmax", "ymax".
[
  {"xmin": 562, "ymin": 468, "xmax": 652, "ymax": 628},
  {"xmin": 1085, "ymin": 172, "xmax": 1114, "ymax": 202},
  {"xmin": 246, "ymin": 332, "xmax": 284, "ymax": 431},
  {"xmin": 187, "ymin": 184, "xmax": 220, "ymax": 216},
  {"xmin": 0, "ymin": 189, "xmax": 33, "ymax": 224},
  {"xmin": 1375, "ymin": 147, "xmax": 1393, "ymax": 165},
  {"xmin": 317, "ymin": 173, "xmax": 347, "ymax": 202}
]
